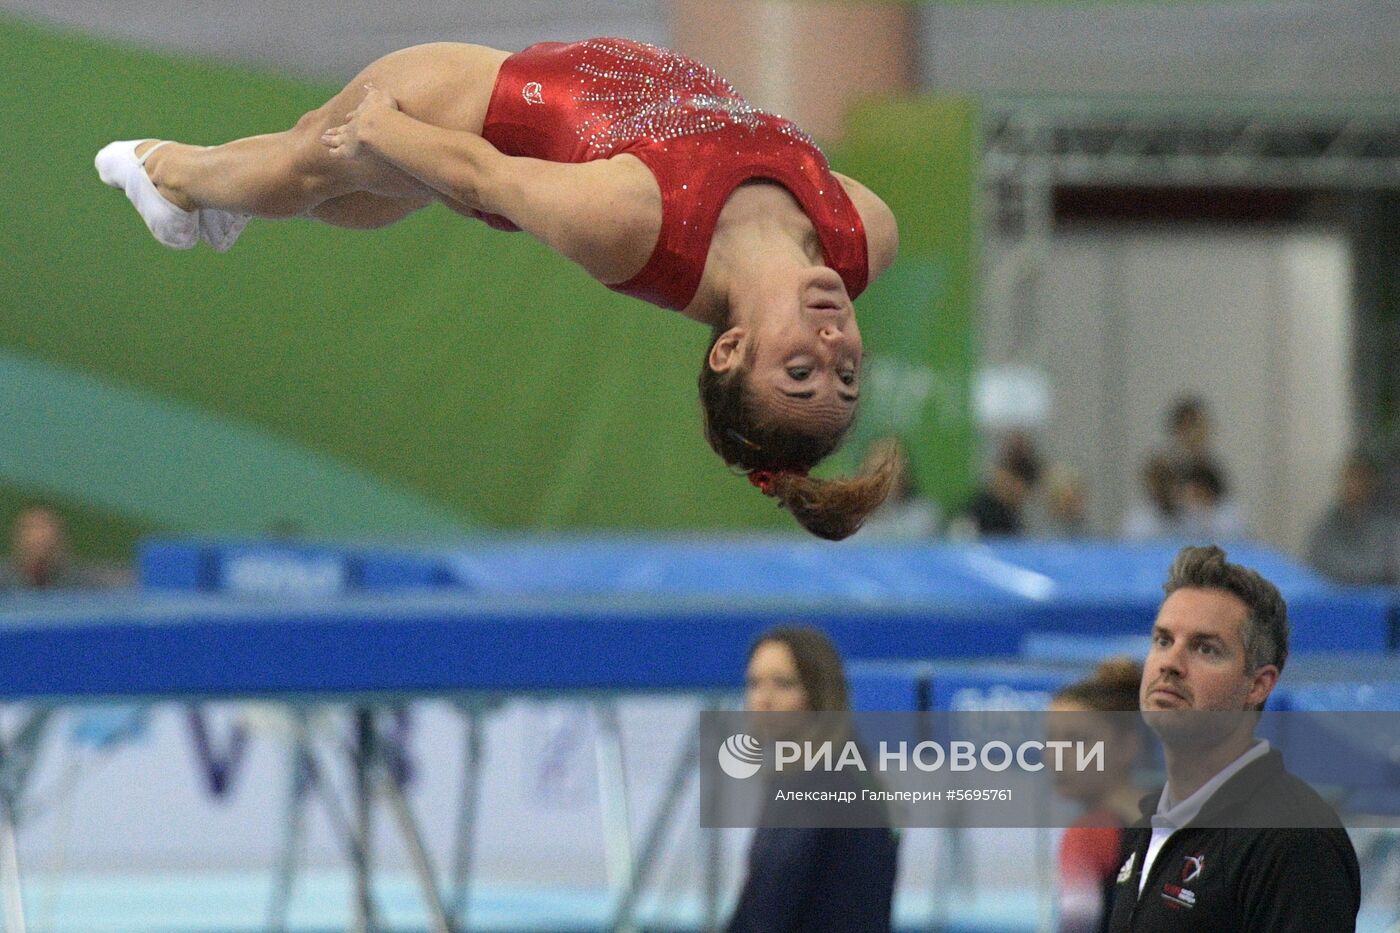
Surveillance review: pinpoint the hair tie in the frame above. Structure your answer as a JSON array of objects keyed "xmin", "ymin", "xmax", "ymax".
[
  {"xmin": 748, "ymin": 470, "xmax": 778, "ymax": 496},
  {"xmin": 747, "ymin": 468, "xmax": 808, "ymax": 497}
]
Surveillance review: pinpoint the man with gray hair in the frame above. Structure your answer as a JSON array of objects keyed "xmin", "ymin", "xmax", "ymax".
[{"xmin": 1107, "ymin": 545, "xmax": 1359, "ymax": 931}]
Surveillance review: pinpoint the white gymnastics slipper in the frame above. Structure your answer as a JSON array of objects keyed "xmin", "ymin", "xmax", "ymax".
[
  {"xmin": 95, "ymin": 140, "xmax": 199, "ymax": 250},
  {"xmin": 199, "ymin": 208, "xmax": 250, "ymax": 253}
]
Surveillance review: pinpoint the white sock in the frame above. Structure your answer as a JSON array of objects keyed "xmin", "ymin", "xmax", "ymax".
[
  {"xmin": 95, "ymin": 140, "xmax": 199, "ymax": 250},
  {"xmin": 199, "ymin": 208, "xmax": 251, "ymax": 253}
]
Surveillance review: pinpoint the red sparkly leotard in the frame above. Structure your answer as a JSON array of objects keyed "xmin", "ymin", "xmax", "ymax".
[{"xmin": 475, "ymin": 38, "xmax": 869, "ymax": 311}]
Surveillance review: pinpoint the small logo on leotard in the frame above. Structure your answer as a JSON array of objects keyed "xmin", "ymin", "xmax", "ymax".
[{"xmin": 522, "ymin": 82, "xmax": 544, "ymax": 106}]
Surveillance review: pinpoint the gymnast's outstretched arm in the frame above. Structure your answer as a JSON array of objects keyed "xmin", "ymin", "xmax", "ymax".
[{"xmin": 322, "ymin": 85, "xmax": 659, "ymax": 284}]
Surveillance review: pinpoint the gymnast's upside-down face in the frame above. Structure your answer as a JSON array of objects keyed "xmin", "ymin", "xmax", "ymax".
[{"xmin": 711, "ymin": 266, "xmax": 863, "ymax": 436}]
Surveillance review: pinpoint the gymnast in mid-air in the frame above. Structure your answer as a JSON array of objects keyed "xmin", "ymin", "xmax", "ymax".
[{"xmin": 97, "ymin": 38, "xmax": 901, "ymax": 539}]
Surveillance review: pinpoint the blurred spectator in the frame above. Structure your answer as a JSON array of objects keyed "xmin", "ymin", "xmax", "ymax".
[
  {"xmin": 0, "ymin": 505, "xmax": 123, "ymax": 591},
  {"xmin": 1163, "ymin": 395, "xmax": 1228, "ymax": 480},
  {"xmin": 858, "ymin": 440, "xmax": 940, "ymax": 540},
  {"xmin": 1178, "ymin": 460, "xmax": 1248, "ymax": 540},
  {"xmin": 1048, "ymin": 658, "xmax": 1144, "ymax": 933},
  {"xmin": 1000, "ymin": 430, "xmax": 1043, "ymax": 490},
  {"xmin": 1122, "ymin": 455, "xmax": 1183, "ymax": 540},
  {"xmin": 1156, "ymin": 395, "xmax": 1241, "ymax": 532},
  {"xmin": 948, "ymin": 434, "xmax": 1041, "ymax": 539},
  {"xmin": 1306, "ymin": 453, "xmax": 1398, "ymax": 585},
  {"xmin": 950, "ymin": 460, "xmax": 1036, "ymax": 539},
  {"xmin": 0, "ymin": 507, "xmax": 141, "ymax": 749},
  {"xmin": 729, "ymin": 626, "xmax": 898, "ymax": 932},
  {"xmin": 1032, "ymin": 464, "xmax": 1090, "ymax": 539}
]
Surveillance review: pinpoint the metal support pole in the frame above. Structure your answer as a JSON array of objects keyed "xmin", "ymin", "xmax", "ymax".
[
  {"xmin": 267, "ymin": 711, "xmax": 312, "ymax": 933},
  {"xmin": 699, "ymin": 742, "xmax": 724, "ymax": 933},
  {"xmin": 592, "ymin": 699, "xmax": 636, "ymax": 924},
  {"xmin": 0, "ymin": 804, "xmax": 25, "ymax": 933},
  {"xmin": 609, "ymin": 720, "xmax": 700, "ymax": 929},
  {"xmin": 449, "ymin": 704, "xmax": 485, "ymax": 928},
  {"xmin": 381, "ymin": 767, "xmax": 454, "ymax": 933},
  {"xmin": 350, "ymin": 709, "xmax": 377, "ymax": 933},
  {"xmin": 0, "ymin": 708, "xmax": 52, "ymax": 933}
]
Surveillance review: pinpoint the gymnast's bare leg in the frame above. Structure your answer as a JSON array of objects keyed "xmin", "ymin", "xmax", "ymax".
[
  {"xmin": 308, "ymin": 192, "xmax": 434, "ymax": 229},
  {"xmin": 96, "ymin": 42, "xmax": 509, "ymax": 248}
]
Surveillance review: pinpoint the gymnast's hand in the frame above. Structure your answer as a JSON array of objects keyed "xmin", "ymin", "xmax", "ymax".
[{"xmin": 320, "ymin": 83, "xmax": 400, "ymax": 160}]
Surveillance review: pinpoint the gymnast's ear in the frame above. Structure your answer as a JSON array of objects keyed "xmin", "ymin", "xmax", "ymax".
[{"xmin": 707, "ymin": 326, "xmax": 746, "ymax": 374}]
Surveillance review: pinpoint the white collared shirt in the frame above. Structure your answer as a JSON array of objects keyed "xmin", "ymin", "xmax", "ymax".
[{"xmin": 1138, "ymin": 739, "xmax": 1270, "ymax": 896}]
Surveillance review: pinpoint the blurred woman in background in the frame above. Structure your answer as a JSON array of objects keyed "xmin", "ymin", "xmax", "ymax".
[{"xmin": 730, "ymin": 625, "xmax": 898, "ymax": 932}]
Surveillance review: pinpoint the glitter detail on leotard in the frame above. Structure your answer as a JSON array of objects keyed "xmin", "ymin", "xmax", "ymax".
[
  {"xmin": 571, "ymin": 38, "xmax": 816, "ymax": 156},
  {"xmin": 477, "ymin": 38, "xmax": 867, "ymax": 308}
]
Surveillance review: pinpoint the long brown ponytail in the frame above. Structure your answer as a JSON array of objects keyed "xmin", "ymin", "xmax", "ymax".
[{"xmin": 749, "ymin": 447, "xmax": 903, "ymax": 540}]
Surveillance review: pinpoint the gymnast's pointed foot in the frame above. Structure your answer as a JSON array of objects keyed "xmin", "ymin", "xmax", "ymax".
[
  {"xmin": 199, "ymin": 208, "xmax": 250, "ymax": 253},
  {"xmin": 95, "ymin": 139, "xmax": 199, "ymax": 250}
]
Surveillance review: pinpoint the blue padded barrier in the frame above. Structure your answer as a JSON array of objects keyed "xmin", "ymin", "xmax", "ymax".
[
  {"xmin": 1266, "ymin": 681, "xmax": 1400, "ymax": 810},
  {"xmin": 137, "ymin": 537, "xmax": 1397, "ymax": 655},
  {"xmin": 136, "ymin": 538, "xmax": 1345, "ymax": 600},
  {"xmin": 1288, "ymin": 591, "xmax": 1393, "ymax": 653},
  {"xmin": 140, "ymin": 539, "xmax": 360, "ymax": 597},
  {"xmin": 927, "ymin": 662, "xmax": 1082, "ymax": 712},
  {"xmin": 969, "ymin": 539, "xmax": 1332, "ymax": 600},
  {"xmin": 847, "ymin": 661, "xmax": 932, "ymax": 712},
  {"xmin": 357, "ymin": 551, "xmax": 455, "ymax": 590},
  {"xmin": 1010, "ymin": 592, "xmax": 1391, "ymax": 653},
  {"xmin": 847, "ymin": 660, "xmax": 1123, "ymax": 729},
  {"xmin": 846, "ymin": 660, "xmax": 1085, "ymax": 711},
  {"xmin": 1021, "ymin": 633, "xmax": 1153, "ymax": 664},
  {"xmin": 214, "ymin": 543, "xmax": 357, "ymax": 597},
  {"xmin": 0, "ymin": 594, "xmax": 1024, "ymax": 701},
  {"xmin": 138, "ymin": 539, "xmax": 211, "ymax": 591}
]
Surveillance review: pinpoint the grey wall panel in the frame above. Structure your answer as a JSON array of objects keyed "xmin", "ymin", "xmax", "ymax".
[
  {"xmin": 990, "ymin": 229, "xmax": 1354, "ymax": 553},
  {"xmin": 919, "ymin": 0, "xmax": 1400, "ymax": 100}
]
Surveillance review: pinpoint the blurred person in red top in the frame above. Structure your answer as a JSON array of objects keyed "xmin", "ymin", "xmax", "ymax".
[{"xmin": 1047, "ymin": 658, "xmax": 1144, "ymax": 933}]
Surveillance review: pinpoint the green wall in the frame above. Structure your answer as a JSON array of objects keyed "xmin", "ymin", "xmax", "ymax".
[
  {"xmin": 1, "ymin": 15, "xmax": 977, "ymax": 554},
  {"xmin": 837, "ymin": 98, "xmax": 979, "ymax": 507}
]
